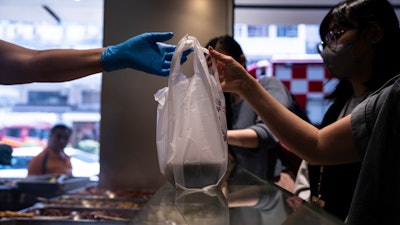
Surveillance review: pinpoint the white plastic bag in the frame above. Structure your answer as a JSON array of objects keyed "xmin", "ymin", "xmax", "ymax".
[{"xmin": 155, "ymin": 35, "xmax": 228, "ymax": 190}]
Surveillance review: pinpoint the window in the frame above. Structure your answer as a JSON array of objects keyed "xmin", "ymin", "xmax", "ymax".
[
  {"xmin": 82, "ymin": 90, "xmax": 101, "ymax": 105},
  {"xmin": 276, "ymin": 25, "xmax": 298, "ymax": 37},
  {"xmin": 0, "ymin": 0, "xmax": 103, "ymax": 138},
  {"xmin": 28, "ymin": 128, "xmax": 49, "ymax": 140},
  {"xmin": 0, "ymin": 1, "xmax": 103, "ymax": 180},
  {"xmin": 247, "ymin": 25, "xmax": 269, "ymax": 37},
  {"xmin": 233, "ymin": 1, "xmax": 400, "ymax": 124},
  {"xmin": 5, "ymin": 128, "xmax": 21, "ymax": 138},
  {"xmin": 233, "ymin": 3, "xmax": 334, "ymax": 125},
  {"xmin": 28, "ymin": 91, "xmax": 68, "ymax": 105}
]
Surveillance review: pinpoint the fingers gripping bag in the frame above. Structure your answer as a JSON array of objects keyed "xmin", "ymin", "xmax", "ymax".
[{"xmin": 154, "ymin": 35, "xmax": 228, "ymax": 190}]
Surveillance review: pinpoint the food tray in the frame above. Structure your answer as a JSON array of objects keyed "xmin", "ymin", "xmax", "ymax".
[
  {"xmin": 0, "ymin": 218, "xmax": 129, "ymax": 225},
  {"xmin": 58, "ymin": 194, "xmax": 149, "ymax": 202},
  {"xmin": 0, "ymin": 218, "xmax": 127, "ymax": 225},
  {"xmin": 71, "ymin": 186, "xmax": 154, "ymax": 200},
  {"xmin": 37, "ymin": 195, "xmax": 147, "ymax": 209},
  {"xmin": 17, "ymin": 175, "xmax": 90, "ymax": 197},
  {"xmin": 16, "ymin": 205, "xmax": 138, "ymax": 223}
]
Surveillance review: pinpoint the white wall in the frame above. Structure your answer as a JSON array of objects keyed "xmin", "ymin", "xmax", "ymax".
[{"xmin": 99, "ymin": 0, "xmax": 233, "ymax": 190}]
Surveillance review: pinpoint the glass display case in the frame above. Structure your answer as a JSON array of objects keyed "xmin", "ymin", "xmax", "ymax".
[
  {"xmin": 0, "ymin": 165, "xmax": 346, "ymax": 225},
  {"xmin": 130, "ymin": 166, "xmax": 345, "ymax": 225}
]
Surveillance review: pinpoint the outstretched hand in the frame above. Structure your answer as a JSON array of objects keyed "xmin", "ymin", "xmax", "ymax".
[
  {"xmin": 101, "ymin": 32, "xmax": 192, "ymax": 76},
  {"xmin": 208, "ymin": 46, "xmax": 254, "ymax": 94}
]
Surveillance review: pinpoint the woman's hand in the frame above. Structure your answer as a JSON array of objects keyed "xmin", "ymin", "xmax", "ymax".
[{"xmin": 208, "ymin": 46, "xmax": 255, "ymax": 96}]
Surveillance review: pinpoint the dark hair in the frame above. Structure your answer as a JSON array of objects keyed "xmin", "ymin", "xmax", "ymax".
[
  {"xmin": 320, "ymin": 0, "xmax": 400, "ymax": 100},
  {"xmin": 51, "ymin": 124, "xmax": 72, "ymax": 135},
  {"xmin": 206, "ymin": 35, "xmax": 246, "ymax": 130},
  {"xmin": 205, "ymin": 35, "xmax": 245, "ymax": 64}
]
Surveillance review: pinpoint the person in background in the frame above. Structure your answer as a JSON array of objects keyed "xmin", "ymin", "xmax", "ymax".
[
  {"xmin": 206, "ymin": 35, "xmax": 310, "ymax": 192},
  {"xmin": 207, "ymin": 1, "xmax": 400, "ymax": 223},
  {"xmin": 291, "ymin": 0, "xmax": 400, "ymax": 221},
  {"xmin": 27, "ymin": 124, "xmax": 73, "ymax": 176},
  {"xmin": 0, "ymin": 32, "xmax": 191, "ymax": 84}
]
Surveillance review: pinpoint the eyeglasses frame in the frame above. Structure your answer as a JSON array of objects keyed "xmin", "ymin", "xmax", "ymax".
[{"xmin": 317, "ymin": 29, "xmax": 347, "ymax": 54}]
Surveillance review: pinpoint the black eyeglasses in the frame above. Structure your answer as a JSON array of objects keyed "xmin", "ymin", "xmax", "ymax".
[{"xmin": 317, "ymin": 29, "xmax": 347, "ymax": 54}]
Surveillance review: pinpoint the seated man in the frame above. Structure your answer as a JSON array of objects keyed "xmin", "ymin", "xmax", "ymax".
[{"xmin": 28, "ymin": 124, "xmax": 73, "ymax": 176}]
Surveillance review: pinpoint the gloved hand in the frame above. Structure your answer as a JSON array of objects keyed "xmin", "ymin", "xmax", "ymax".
[{"xmin": 101, "ymin": 32, "xmax": 192, "ymax": 76}]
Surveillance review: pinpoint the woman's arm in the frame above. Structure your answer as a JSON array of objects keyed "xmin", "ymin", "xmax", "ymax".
[
  {"xmin": 209, "ymin": 47, "xmax": 360, "ymax": 165},
  {"xmin": 227, "ymin": 129, "xmax": 259, "ymax": 148}
]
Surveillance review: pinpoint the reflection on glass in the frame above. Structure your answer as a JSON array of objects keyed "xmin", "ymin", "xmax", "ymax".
[
  {"xmin": 175, "ymin": 188, "xmax": 229, "ymax": 225},
  {"xmin": 131, "ymin": 183, "xmax": 229, "ymax": 225},
  {"xmin": 132, "ymin": 165, "xmax": 345, "ymax": 225}
]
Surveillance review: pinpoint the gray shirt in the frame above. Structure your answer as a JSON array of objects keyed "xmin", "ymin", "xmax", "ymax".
[{"xmin": 229, "ymin": 76, "xmax": 308, "ymax": 180}]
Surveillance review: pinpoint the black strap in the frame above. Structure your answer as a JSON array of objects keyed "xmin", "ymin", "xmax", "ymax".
[{"xmin": 42, "ymin": 152, "xmax": 49, "ymax": 174}]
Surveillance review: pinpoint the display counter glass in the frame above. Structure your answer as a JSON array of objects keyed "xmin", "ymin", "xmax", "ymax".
[
  {"xmin": 130, "ymin": 166, "xmax": 345, "ymax": 225},
  {"xmin": 0, "ymin": 165, "xmax": 346, "ymax": 225}
]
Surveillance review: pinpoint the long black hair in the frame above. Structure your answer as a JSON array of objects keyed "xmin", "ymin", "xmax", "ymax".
[
  {"xmin": 205, "ymin": 35, "xmax": 245, "ymax": 64},
  {"xmin": 205, "ymin": 35, "xmax": 246, "ymax": 130},
  {"xmin": 320, "ymin": 0, "xmax": 400, "ymax": 100}
]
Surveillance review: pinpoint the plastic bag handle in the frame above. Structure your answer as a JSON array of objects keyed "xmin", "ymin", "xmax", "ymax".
[{"xmin": 170, "ymin": 35, "xmax": 222, "ymax": 107}]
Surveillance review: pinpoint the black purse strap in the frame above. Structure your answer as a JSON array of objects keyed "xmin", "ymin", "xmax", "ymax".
[{"xmin": 42, "ymin": 152, "xmax": 49, "ymax": 174}]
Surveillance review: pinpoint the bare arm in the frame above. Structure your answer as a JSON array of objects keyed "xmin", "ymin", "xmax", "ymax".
[
  {"xmin": 227, "ymin": 129, "xmax": 259, "ymax": 148},
  {"xmin": 209, "ymin": 47, "xmax": 360, "ymax": 165},
  {"xmin": 0, "ymin": 33, "xmax": 192, "ymax": 84},
  {"xmin": 27, "ymin": 155, "xmax": 43, "ymax": 176},
  {"xmin": 227, "ymin": 78, "xmax": 291, "ymax": 149},
  {"xmin": 0, "ymin": 40, "xmax": 104, "ymax": 84}
]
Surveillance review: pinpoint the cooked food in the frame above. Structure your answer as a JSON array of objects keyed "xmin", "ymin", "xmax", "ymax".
[{"xmin": 0, "ymin": 211, "xmax": 35, "ymax": 218}]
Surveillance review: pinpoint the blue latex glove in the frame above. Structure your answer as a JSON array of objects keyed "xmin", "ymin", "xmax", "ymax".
[{"xmin": 101, "ymin": 32, "xmax": 191, "ymax": 76}]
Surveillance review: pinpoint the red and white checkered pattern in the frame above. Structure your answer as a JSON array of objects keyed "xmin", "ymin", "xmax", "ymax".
[{"xmin": 272, "ymin": 61, "xmax": 337, "ymax": 109}]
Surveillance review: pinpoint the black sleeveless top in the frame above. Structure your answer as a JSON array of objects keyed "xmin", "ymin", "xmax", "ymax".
[{"xmin": 308, "ymin": 99, "xmax": 362, "ymax": 221}]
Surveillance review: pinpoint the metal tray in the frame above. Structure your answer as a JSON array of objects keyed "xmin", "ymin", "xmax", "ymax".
[
  {"xmin": 17, "ymin": 205, "xmax": 138, "ymax": 223},
  {"xmin": 17, "ymin": 176, "xmax": 90, "ymax": 197},
  {"xmin": 0, "ymin": 218, "xmax": 128, "ymax": 225},
  {"xmin": 70, "ymin": 186, "xmax": 154, "ymax": 200},
  {"xmin": 55, "ymin": 194, "xmax": 149, "ymax": 203},
  {"xmin": 35, "ymin": 196, "xmax": 147, "ymax": 209}
]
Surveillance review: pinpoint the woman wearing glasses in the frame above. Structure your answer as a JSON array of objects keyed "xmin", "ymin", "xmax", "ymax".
[
  {"xmin": 208, "ymin": 0, "xmax": 400, "ymax": 224},
  {"xmin": 293, "ymin": 0, "xmax": 400, "ymax": 221}
]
